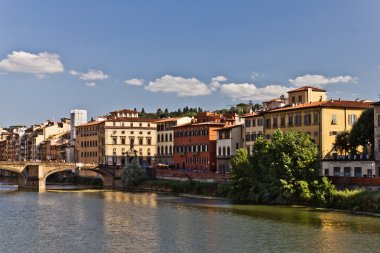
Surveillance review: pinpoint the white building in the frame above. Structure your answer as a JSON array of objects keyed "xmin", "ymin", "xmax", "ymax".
[
  {"xmin": 70, "ymin": 109, "xmax": 88, "ymax": 141},
  {"xmin": 216, "ymin": 125, "xmax": 243, "ymax": 173}
]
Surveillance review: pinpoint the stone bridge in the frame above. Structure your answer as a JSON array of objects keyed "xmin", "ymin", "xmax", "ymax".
[{"xmin": 0, "ymin": 161, "xmax": 116, "ymax": 191}]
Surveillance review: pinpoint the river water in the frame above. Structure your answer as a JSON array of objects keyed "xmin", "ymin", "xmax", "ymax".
[{"xmin": 1, "ymin": 183, "xmax": 380, "ymax": 253}]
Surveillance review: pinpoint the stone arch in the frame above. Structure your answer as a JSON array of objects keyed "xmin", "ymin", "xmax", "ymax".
[{"xmin": 42, "ymin": 166, "xmax": 114, "ymax": 190}]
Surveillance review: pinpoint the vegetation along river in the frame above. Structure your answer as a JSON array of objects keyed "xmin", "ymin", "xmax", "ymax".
[{"xmin": 1, "ymin": 182, "xmax": 380, "ymax": 253}]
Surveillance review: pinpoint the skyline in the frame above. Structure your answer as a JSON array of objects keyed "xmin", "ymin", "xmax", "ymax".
[{"xmin": 1, "ymin": 1, "xmax": 380, "ymax": 126}]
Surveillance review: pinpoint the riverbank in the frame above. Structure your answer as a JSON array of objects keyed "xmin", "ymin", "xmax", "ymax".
[{"xmin": 132, "ymin": 179, "xmax": 380, "ymax": 214}]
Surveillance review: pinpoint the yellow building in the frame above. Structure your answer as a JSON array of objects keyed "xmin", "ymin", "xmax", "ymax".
[
  {"xmin": 76, "ymin": 117, "xmax": 157, "ymax": 166},
  {"xmin": 263, "ymin": 87, "xmax": 372, "ymax": 158}
]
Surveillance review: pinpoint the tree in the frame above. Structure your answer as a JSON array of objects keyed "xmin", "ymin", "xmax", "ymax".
[
  {"xmin": 349, "ymin": 108, "xmax": 374, "ymax": 155},
  {"xmin": 230, "ymin": 130, "xmax": 334, "ymax": 205},
  {"xmin": 141, "ymin": 108, "xmax": 145, "ymax": 114},
  {"xmin": 333, "ymin": 131, "xmax": 350, "ymax": 155},
  {"xmin": 121, "ymin": 158, "xmax": 147, "ymax": 186}
]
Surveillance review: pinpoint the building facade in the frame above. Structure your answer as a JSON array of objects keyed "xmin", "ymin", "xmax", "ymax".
[
  {"xmin": 216, "ymin": 125, "xmax": 243, "ymax": 173},
  {"xmin": 263, "ymin": 87, "xmax": 372, "ymax": 159},
  {"xmin": 156, "ymin": 117, "xmax": 192, "ymax": 165},
  {"xmin": 76, "ymin": 117, "xmax": 157, "ymax": 166},
  {"xmin": 70, "ymin": 109, "xmax": 88, "ymax": 140},
  {"xmin": 241, "ymin": 112, "xmax": 263, "ymax": 154}
]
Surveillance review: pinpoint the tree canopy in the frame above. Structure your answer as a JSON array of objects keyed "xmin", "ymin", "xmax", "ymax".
[{"xmin": 230, "ymin": 130, "xmax": 335, "ymax": 205}]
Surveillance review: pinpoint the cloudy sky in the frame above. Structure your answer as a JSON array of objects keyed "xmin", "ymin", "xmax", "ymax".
[{"xmin": 0, "ymin": 1, "xmax": 379, "ymax": 126}]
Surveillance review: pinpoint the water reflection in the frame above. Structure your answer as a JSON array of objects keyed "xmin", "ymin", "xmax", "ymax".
[{"xmin": 1, "ymin": 190, "xmax": 380, "ymax": 252}]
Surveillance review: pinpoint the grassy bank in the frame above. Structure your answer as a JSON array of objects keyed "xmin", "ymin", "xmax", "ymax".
[
  {"xmin": 332, "ymin": 189, "xmax": 380, "ymax": 213},
  {"xmin": 137, "ymin": 179, "xmax": 231, "ymax": 197},
  {"xmin": 137, "ymin": 179, "xmax": 380, "ymax": 213}
]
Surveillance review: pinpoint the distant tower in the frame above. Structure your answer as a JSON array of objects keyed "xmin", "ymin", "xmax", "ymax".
[{"xmin": 70, "ymin": 109, "xmax": 88, "ymax": 140}]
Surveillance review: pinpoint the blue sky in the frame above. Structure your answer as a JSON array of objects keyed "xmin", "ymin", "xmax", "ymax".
[{"xmin": 0, "ymin": 1, "xmax": 379, "ymax": 126}]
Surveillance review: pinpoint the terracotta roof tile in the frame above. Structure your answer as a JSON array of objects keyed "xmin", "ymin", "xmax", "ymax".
[{"xmin": 287, "ymin": 86, "xmax": 326, "ymax": 93}]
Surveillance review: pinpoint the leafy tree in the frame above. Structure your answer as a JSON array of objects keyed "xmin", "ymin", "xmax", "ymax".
[
  {"xmin": 349, "ymin": 108, "xmax": 374, "ymax": 155},
  {"xmin": 121, "ymin": 158, "xmax": 146, "ymax": 186},
  {"xmin": 333, "ymin": 131, "xmax": 350, "ymax": 155},
  {"xmin": 230, "ymin": 130, "xmax": 335, "ymax": 205}
]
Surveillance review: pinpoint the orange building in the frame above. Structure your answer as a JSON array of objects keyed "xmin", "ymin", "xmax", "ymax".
[{"xmin": 173, "ymin": 112, "xmax": 236, "ymax": 172}]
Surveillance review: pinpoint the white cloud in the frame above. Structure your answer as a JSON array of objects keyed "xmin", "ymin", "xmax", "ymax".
[
  {"xmin": 145, "ymin": 75, "xmax": 212, "ymax": 97},
  {"xmin": 69, "ymin": 70, "xmax": 79, "ymax": 76},
  {"xmin": 124, "ymin": 78, "xmax": 145, "ymax": 86},
  {"xmin": 85, "ymin": 82, "xmax": 96, "ymax": 87},
  {"xmin": 0, "ymin": 51, "xmax": 64, "ymax": 75},
  {"xmin": 70, "ymin": 69, "xmax": 108, "ymax": 80},
  {"xmin": 220, "ymin": 83, "xmax": 290, "ymax": 101},
  {"xmin": 79, "ymin": 70, "xmax": 108, "ymax": 80},
  {"xmin": 210, "ymin": 75, "xmax": 227, "ymax": 92},
  {"xmin": 289, "ymin": 74, "xmax": 357, "ymax": 87}
]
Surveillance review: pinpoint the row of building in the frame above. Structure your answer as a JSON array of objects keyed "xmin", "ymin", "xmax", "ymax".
[{"xmin": 1, "ymin": 86, "xmax": 379, "ymax": 178}]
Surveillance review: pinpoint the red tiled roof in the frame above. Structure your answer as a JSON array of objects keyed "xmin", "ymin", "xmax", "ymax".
[
  {"xmin": 106, "ymin": 117, "xmax": 158, "ymax": 123},
  {"xmin": 266, "ymin": 99, "xmax": 372, "ymax": 113},
  {"xmin": 76, "ymin": 121, "xmax": 104, "ymax": 127},
  {"xmin": 287, "ymin": 86, "xmax": 326, "ymax": 93}
]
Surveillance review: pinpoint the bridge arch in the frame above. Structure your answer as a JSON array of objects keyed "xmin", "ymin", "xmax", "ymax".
[
  {"xmin": 0, "ymin": 165, "xmax": 27, "ymax": 188},
  {"xmin": 42, "ymin": 166, "xmax": 114, "ymax": 189}
]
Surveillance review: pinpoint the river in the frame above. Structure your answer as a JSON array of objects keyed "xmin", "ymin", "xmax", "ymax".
[{"xmin": 1, "ymin": 182, "xmax": 380, "ymax": 253}]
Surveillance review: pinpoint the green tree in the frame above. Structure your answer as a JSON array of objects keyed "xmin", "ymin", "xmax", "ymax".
[
  {"xmin": 333, "ymin": 131, "xmax": 350, "ymax": 155},
  {"xmin": 121, "ymin": 158, "xmax": 147, "ymax": 186},
  {"xmin": 230, "ymin": 130, "xmax": 335, "ymax": 205},
  {"xmin": 349, "ymin": 108, "xmax": 374, "ymax": 155}
]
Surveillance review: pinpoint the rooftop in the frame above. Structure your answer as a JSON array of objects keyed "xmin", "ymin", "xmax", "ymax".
[
  {"xmin": 287, "ymin": 86, "xmax": 326, "ymax": 93},
  {"xmin": 267, "ymin": 99, "xmax": 372, "ymax": 113}
]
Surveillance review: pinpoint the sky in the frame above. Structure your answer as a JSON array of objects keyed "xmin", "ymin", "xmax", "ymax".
[{"xmin": 0, "ymin": 0, "xmax": 380, "ymax": 127}]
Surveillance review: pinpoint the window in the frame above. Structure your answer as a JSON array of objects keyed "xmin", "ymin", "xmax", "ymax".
[
  {"xmin": 304, "ymin": 114, "xmax": 311, "ymax": 126},
  {"xmin": 354, "ymin": 167, "xmax": 362, "ymax": 177},
  {"xmin": 273, "ymin": 117, "xmax": 278, "ymax": 128},
  {"xmin": 169, "ymin": 133, "xmax": 172, "ymax": 141},
  {"xmin": 265, "ymin": 119, "xmax": 271, "ymax": 129},
  {"xmin": 139, "ymin": 148, "xmax": 143, "ymax": 156},
  {"xmin": 227, "ymin": 146, "xmax": 231, "ymax": 156},
  {"xmin": 236, "ymin": 143, "xmax": 239, "ymax": 149},
  {"xmin": 348, "ymin": 114, "xmax": 357, "ymax": 126},
  {"xmin": 147, "ymin": 148, "xmax": 151, "ymax": 156},
  {"xmin": 288, "ymin": 115, "xmax": 293, "ymax": 126},
  {"xmin": 245, "ymin": 119, "xmax": 251, "ymax": 127},
  {"xmin": 294, "ymin": 114, "xmax": 302, "ymax": 126},
  {"xmin": 292, "ymin": 96, "xmax": 295, "ymax": 103},
  {"xmin": 313, "ymin": 113, "xmax": 319, "ymax": 125},
  {"xmin": 280, "ymin": 117, "xmax": 285, "ymax": 127},
  {"xmin": 331, "ymin": 114, "xmax": 337, "ymax": 125},
  {"xmin": 138, "ymin": 138, "xmax": 143, "ymax": 145},
  {"xmin": 251, "ymin": 133, "xmax": 257, "ymax": 141},
  {"xmin": 245, "ymin": 134, "xmax": 251, "ymax": 142},
  {"xmin": 146, "ymin": 138, "xmax": 151, "ymax": 145},
  {"xmin": 344, "ymin": 167, "xmax": 351, "ymax": 177},
  {"xmin": 252, "ymin": 119, "xmax": 256, "ymax": 127},
  {"xmin": 121, "ymin": 138, "xmax": 126, "ymax": 145},
  {"xmin": 333, "ymin": 167, "xmax": 341, "ymax": 176},
  {"xmin": 368, "ymin": 169, "xmax": 373, "ymax": 177},
  {"xmin": 324, "ymin": 169, "xmax": 329, "ymax": 176},
  {"xmin": 112, "ymin": 138, "xmax": 117, "ymax": 145},
  {"xmin": 298, "ymin": 95, "xmax": 302, "ymax": 103}
]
